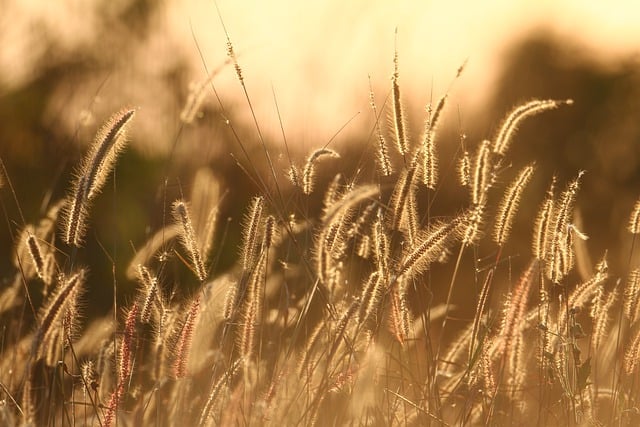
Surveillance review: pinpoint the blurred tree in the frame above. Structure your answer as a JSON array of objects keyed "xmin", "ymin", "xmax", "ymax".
[{"xmin": 472, "ymin": 33, "xmax": 640, "ymax": 275}]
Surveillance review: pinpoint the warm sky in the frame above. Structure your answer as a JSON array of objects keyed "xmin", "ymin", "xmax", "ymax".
[
  {"xmin": 176, "ymin": 0, "xmax": 640, "ymax": 142},
  {"xmin": 1, "ymin": 0, "xmax": 639, "ymax": 147}
]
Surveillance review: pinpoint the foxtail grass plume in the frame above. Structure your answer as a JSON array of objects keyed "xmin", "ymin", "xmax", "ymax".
[
  {"xmin": 532, "ymin": 178, "xmax": 556, "ymax": 260},
  {"xmin": 37, "ymin": 269, "xmax": 86, "ymax": 366},
  {"xmin": 461, "ymin": 202, "xmax": 486, "ymax": 246},
  {"xmin": 629, "ymin": 199, "xmax": 640, "ymax": 234},
  {"xmin": 287, "ymin": 164, "xmax": 301, "ymax": 188},
  {"xmin": 198, "ymin": 358, "xmax": 243, "ymax": 426},
  {"xmin": 226, "ymin": 40, "xmax": 244, "ymax": 84},
  {"xmin": 373, "ymin": 214, "xmax": 390, "ymax": 276},
  {"xmin": 391, "ymin": 46, "xmax": 408, "ymax": 157},
  {"xmin": 263, "ymin": 215, "xmax": 276, "ymax": 250},
  {"xmin": 37, "ymin": 269, "xmax": 85, "ymax": 344},
  {"xmin": 172, "ymin": 200, "xmax": 207, "ymax": 282},
  {"xmin": 547, "ymin": 171, "xmax": 584, "ymax": 284},
  {"xmin": 104, "ymin": 302, "xmax": 138, "ymax": 427},
  {"xmin": 625, "ymin": 325, "xmax": 640, "ymax": 375},
  {"xmin": 302, "ymin": 148, "xmax": 340, "ymax": 195},
  {"xmin": 493, "ymin": 98, "xmax": 573, "ymax": 156},
  {"xmin": 25, "ymin": 232, "xmax": 45, "ymax": 280},
  {"xmin": 21, "ymin": 374, "xmax": 34, "ymax": 426},
  {"xmin": 136, "ymin": 264, "xmax": 161, "ymax": 324},
  {"xmin": 368, "ymin": 78, "xmax": 392, "ymax": 176},
  {"xmin": 625, "ymin": 268, "xmax": 640, "ymax": 323},
  {"xmin": 241, "ymin": 196, "xmax": 265, "ymax": 270},
  {"xmin": 592, "ymin": 286, "xmax": 617, "ymax": 350},
  {"xmin": 389, "ymin": 284, "xmax": 411, "ymax": 344},
  {"xmin": 458, "ymin": 149, "xmax": 471, "ymax": 187},
  {"xmin": 172, "ymin": 295, "xmax": 201, "ymax": 378},
  {"xmin": 389, "ymin": 167, "xmax": 416, "ymax": 231},
  {"xmin": 491, "ymin": 261, "xmax": 537, "ymax": 388},
  {"xmin": 471, "ymin": 140, "xmax": 493, "ymax": 206},
  {"xmin": 396, "ymin": 214, "xmax": 465, "ymax": 280},
  {"xmin": 239, "ymin": 249, "xmax": 268, "ymax": 359},
  {"xmin": 357, "ymin": 271, "xmax": 384, "ymax": 329},
  {"xmin": 493, "ymin": 164, "xmax": 535, "ymax": 246},
  {"xmin": 421, "ymin": 94, "xmax": 447, "ymax": 190},
  {"xmin": 61, "ymin": 108, "xmax": 135, "ymax": 246}
]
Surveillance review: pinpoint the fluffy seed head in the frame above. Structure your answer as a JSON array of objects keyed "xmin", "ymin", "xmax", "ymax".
[
  {"xmin": 421, "ymin": 95, "xmax": 447, "ymax": 190},
  {"xmin": 26, "ymin": 232, "xmax": 45, "ymax": 280},
  {"xmin": 263, "ymin": 215, "xmax": 276, "ymax": 250},
  {"xmin": 397, "ymin": 214, "xmax": 465, "ymax": 280},
  {"xmin": 391, "ymin": 47, "xmax": 408, "ymax": 156},
  {"xmin": 458, "ymin": 150, "xmax": 471, "ymax": 187},
  {"xmin": 547, "ymin": 171, "xmax": 584, "ymax": 284},
  {"xmin": 493, "ymin": 164, "xmax": 535, "ymax": 246},
  {"xmin": 532, "ymin": 178, "xmax": 556, "ymax": 260},
  {"xmin": 368, "ymin": 78, "xmax": 393, "ymax": 176},
  {"xmin": 624, "ymin": 268, "xmax": 640, "ymax": 323},
  {"xmin": 472, "ymin": 140, "xmax": 493, "ymax": 206},
  {"xmin": 302, "ymin": 148, "xmax": 340, "ymax": 195},
  {"xmin": 172, "ymin": 200, "xmax": 207, "ymax": 282},
  {"xmin": 83, "ymin": 108, "xmax": 136, "ymax": 201},
  {"xmin": 241, "ymin": 196, "xmax": 264, "ymax": 270},
  {"xmin": 172, "ymin": 296, "xmax": 201, "ymax": 378},
  {"xmin": 624, "ymin": 327, "xmax": 640, "ymax": 374},
  {"xmin": 493, "ymin": 99, "xmax": 573, "ymax": 156},
  {"xmin": 61, "ymin": 108, "xmax": 135, "ymax": 246},
  {"xmin": 38, "ymin": 269, "xmax": 86, "ymax": 345},
  {"xmin": 628, "ymin": 199, "xmax": 640, "ymax": 234}
]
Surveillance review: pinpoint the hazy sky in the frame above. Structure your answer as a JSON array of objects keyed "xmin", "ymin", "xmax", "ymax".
[
  {"xmin": 175, "ymin": 0, "xmax": 640, "ymax": 144},
  {"xmin": 1, "ymin": 0, "xmax": 639, "ymax": 149}
]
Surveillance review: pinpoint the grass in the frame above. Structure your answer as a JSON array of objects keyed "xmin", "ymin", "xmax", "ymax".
[{"xmin": 0, "ymin": 35, "xmax": 639, "ymax": 427}]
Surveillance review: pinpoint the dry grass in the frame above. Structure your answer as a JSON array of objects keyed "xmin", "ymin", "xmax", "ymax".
[{"xmin": 1, "ymin": 37, "xmax": 640, "ymax": 427}]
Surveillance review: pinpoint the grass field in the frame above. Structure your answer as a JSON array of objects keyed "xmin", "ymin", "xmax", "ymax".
[{"xmin": 2, "ymin": 10, "xmax": 640, "ymax": 426}]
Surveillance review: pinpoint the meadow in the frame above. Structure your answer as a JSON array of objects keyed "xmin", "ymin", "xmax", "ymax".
[{"xmin": 1, "ymin": 25, "xmax": 640, "ymax": 427}]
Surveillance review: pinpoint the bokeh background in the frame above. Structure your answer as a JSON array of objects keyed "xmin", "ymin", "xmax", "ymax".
[{"xmin": 1, "ymin": 0, "xmax": 640, "ymax": 315}]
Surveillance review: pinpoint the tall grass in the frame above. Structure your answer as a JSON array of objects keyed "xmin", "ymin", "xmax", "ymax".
[{"xmin": 1, "ymin": 38, "xmax": 639, "ymax": 427}]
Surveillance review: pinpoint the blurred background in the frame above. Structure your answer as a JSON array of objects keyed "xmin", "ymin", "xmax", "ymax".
[{"xmin": 1, "ymin": 0, "xmax": 640, "ymax": 313}]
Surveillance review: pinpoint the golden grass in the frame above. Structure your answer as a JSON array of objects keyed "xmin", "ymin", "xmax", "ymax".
[
  {"xmin": 61, "ymin": 108, "xmax": 135, "ymax": 247},
  {"xmin": 1, "ymin": 39, "xmax": 640, "ymax": 427}
]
